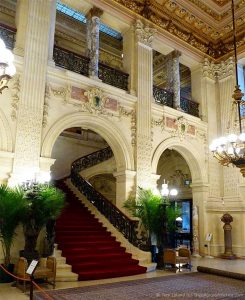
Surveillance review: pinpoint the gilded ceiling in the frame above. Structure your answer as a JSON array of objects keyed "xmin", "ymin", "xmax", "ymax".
[{"xmin": 109, "ymin": 0, "xmax": 245, "ymax": 60}]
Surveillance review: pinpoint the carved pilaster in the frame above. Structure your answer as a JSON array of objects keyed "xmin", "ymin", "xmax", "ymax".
[
  {"xmin": 135, "ymin": 20, "xmax": 155, "ymax": 187},
  {"xmin": 11, "ymin": 0, "xmax": 55, "ymax": 185}
]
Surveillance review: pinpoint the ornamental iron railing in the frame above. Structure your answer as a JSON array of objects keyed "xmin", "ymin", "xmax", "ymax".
[
  {"xmin": 0, "ymin": 23, "xmax": 16, "ymax": 50},
  {"xmin": 180, "ymin": 96, "xmax": 199, "ymax": 117},
  {"xmin": 71, "ymin": 147, "xmax": 146, "ymax": 249},
  {"xmin": 53, "ymin": 46, "xmax": 89, "ymax": 76},
  {"xmin": 153, "ymin": 85, "xmax": 174, "ymax": 107},
  {"xmin": 53, "ymin": 46, "xmax": 128, "ymax": 91},
  {"xmin": 98, "ymin": 62, "xmax": 128, "ymax": 91}
]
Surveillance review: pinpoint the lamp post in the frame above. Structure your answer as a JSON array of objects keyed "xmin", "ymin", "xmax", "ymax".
[{"xmin": 0, "ymin": 37, "xmax": 16, "ymax": 94}]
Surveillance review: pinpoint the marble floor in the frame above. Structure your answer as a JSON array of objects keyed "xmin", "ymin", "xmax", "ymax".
[{"xmin": 0, "ymin": 256, "xmax": 245, "ymax": 300}]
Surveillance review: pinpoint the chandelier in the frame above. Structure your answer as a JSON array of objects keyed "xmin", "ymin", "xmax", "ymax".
[
  {"xmin": 0, "ymin": 37, "xmax": 16, "ymax": 94},
  {"xmin": 209, "ymin": 0, "xmax": 245, "ymax": 177}
]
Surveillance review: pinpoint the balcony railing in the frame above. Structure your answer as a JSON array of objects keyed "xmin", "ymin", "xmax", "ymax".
[
  {"xmin": 153, "ymin": 85, "xmax": 174, "ymax": 107},
  {"xmin": 153, "ymin": 86, "xmax": 199, "ymax": 117},
  {"xmin": 0, "ymin": 23, "xmax": 16, "ymax": 50},
  {"xmin": 0, "ymin": 24, "xmax": 199, "ymax": 117},
  {"xmin": 53, "ymin": 46, "xmax": 89, "ymax": 76},
  {"xmin": 180, "ymin": 96, "xmax": 199, "ymax": 117},
  {"xmin": 53, "ymin": 46, "xmax": 129, "ymax": 91}
]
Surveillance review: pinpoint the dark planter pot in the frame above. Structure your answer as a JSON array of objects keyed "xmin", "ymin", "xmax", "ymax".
[
  {"xmin": 150, "ymin": 245, "xmax": 158, "ymax": 263},
  {"xmin": 0, "ymin": 263, "xmax": 14, "ymax": 283}
]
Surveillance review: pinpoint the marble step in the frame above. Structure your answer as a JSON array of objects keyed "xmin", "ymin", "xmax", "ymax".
[
  {"xmin": 56, "ymin": 256, "xmax": 66, "ymax": 265},
  {"xmin": 56, "ymin": 270, "xmax": 78, "ymax": 282},
  {"xmin": 56, "ymin": 263, "xmax": 72, "ymax": 272}
]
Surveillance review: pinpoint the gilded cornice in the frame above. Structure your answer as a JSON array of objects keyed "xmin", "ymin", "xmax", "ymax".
[{"xmin": 111, "ymin": 0, "xmax": 245, "ymax": 60}]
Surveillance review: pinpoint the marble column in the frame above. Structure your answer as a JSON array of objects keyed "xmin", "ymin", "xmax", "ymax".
[
  {"xmin": 86, "ymin": 7, "xmax": 103, "ymax": 79},
  {"xmin": 9, "ymin": 0, "xmax": 55, "ymax": 185},
  {"xmin": 135, "ymin": 20, "xmax": 156, "ymax": 188},
  {"xmin": 166, "ymin": 50, "xmax": 181, "ymax": 109}
]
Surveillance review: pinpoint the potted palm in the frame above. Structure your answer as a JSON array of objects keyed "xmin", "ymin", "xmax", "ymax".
[
  {"xmin": 20, "ymin": 183, "xmax": 65, "ymax": 262},
  {"xmin": 124, "ymin": 187, "xmax": 178, "ymax": 267},
  {"xmin": 0, "ymin": 185, "xmax": 26, "ymax": 282}
]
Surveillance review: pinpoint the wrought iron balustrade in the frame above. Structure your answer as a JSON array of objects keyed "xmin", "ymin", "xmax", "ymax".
[
  {"xmin": 53, "ymin": 46, "xmax": 129, "ymax": 91},
  {"xmin": 98, "ymin": 62, "xmax": 128, "ymax": 91},
  {"xmin": 71, "ymin": 147, "xmax": 145, "ymax": 249},
  {"xmin": 53, "ymin": 46, "xmax": 89, "ymax": 76},
  {"xmin": 0, "ymin": 23, "xmax": 16, "ymax": 50},
  {"xmin": 180, "ymin": 96, "xmax": 199, "ymax": 117},
  {"xmin": 153, "ymin": 85, "xmax": 174, "ymax": 107}
]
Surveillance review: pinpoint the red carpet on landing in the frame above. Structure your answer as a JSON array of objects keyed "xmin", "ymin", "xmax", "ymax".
[{"xmin": 55, "ymin": 183, "xmax": 147, "ymax": 280}]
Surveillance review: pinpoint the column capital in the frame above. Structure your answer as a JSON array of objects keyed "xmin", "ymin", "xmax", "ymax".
[
  {"xmin": 202, "ymin": 57, "xmax": 235, "ymax": 81},
  {"xmin": 135, "ymin": 19, "xmax": 156, "ymax": 48},
  {"xmin": 86, "ymin": 7, "xmax": 103, "ymax": 19}
]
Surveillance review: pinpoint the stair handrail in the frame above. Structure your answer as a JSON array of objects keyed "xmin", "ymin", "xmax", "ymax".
[{"xmin": 71, "ymin": 147, "xmax": 145, "ymax": 249}]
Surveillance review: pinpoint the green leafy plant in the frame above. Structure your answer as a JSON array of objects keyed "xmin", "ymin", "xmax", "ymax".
[
  {"xmin": 124, "ymin": 187, "xmax": 179, "ymax": 249},
  {"xmin": 21, "ymin": 183, "xmax": 65, "ymax": 260},
  {"xmin": 0, "ymin": 185, "xmax": 26, "ymax": 266}
]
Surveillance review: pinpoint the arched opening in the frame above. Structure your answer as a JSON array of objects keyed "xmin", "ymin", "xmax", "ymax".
[
  {"xmin": 41, "ymin": 113, "xmax": 134, "ymax": 207},
  {"xmin": 152, "ymin": 137, "xmax": 206, "ymax": 253},
  {"xmin": 157, "ymin": 149, "xmax": 192, "ymax": 248},
  {"xmin": 51, "ymin": 126, "xmax": 117, "ymax": 204}
]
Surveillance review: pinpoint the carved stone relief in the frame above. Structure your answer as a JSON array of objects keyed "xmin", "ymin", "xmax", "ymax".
[
  {"xmin": 135, "ymin": 19, "xmax": 156, "ymax": 47},
  {"xmin": 10, "ymin": 75, "xmax": 20, "ymax": 121},
  {"xmin": 42, "ymin": 84, "xmax": 51, "ymax": 128}
]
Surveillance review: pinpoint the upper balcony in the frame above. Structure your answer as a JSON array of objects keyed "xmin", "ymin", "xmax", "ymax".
[{"xmin": 0, "ymin": 22, "xmax": 199, "ymax": 118}]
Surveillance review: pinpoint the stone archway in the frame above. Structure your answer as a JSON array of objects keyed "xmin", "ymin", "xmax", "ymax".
[
  {"xmin": 41, "ymin": 112, "xmax": 134, "ymax": 172},
  {"xmin": 152, "ymin": 137, "xmax": 208, "ymax": 255},
  {"xmin": 152, "ymin": 137, "xmax": 206, "ymax": 184}
]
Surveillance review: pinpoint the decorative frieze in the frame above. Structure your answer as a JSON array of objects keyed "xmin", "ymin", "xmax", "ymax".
[{"xmin": 51, "ymin": 85, "xmax": 71, "ymax": 104}]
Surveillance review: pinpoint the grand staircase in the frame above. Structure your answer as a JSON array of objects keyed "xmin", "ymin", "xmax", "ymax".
[{"xmin": 55, "ymin": 182, "xmax": 147, "ymax": 280}]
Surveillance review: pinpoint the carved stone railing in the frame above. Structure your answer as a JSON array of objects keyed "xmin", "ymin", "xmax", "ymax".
[
  {"xmin": 53, "ymin": 46, "xmax": 129, "ymax": 91},
  {"xmin": 71, "ymin": 147, "xmax": 145, "ymax": 249},
  {"xmin": 0, "ymin": 23, "xmax": 16, "ymax": 50},
  {"xmin": 53, "ymin": 46, "xmax": 89, "ymax": 76},
  {"xmin": 153, "ymin": 86, "xmax": 174, "ymax": 107},
  {"xmin": 180, "ymin": 96, "xmax": 199, "ymax": 117}
]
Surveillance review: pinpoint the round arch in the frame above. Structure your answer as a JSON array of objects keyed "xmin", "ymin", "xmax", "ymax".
[
  {"xmin": 152, "ymin": 137, "xmax": 206, "ymax": 184},
  {"xmin": 41, "ymin": 112, "xmax": 134, "ymax": 172},
  {"xmin": 0, "ymin": 108, "xmax": 13, "ymax": 152}
]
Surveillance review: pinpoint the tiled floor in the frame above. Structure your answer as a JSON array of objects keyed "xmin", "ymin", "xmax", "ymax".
[{"xmin": 0, "ymin": 256, "xmax": 245, "ymax": 300}]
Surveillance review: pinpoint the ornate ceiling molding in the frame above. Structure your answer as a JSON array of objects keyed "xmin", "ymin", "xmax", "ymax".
[{"xmin": 110, "ymin": 0, "xmax": 245, "ymax": 60}]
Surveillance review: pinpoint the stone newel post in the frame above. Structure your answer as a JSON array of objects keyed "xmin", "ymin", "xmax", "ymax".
[{"xmin": 221, "ymin": 213, "xmax": 236, "ymax": 259}]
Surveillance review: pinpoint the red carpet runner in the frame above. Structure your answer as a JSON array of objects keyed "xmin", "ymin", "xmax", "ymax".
[{"xmin": 55, "ymin": 183, "xmax": 147, "ymax": 280}]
